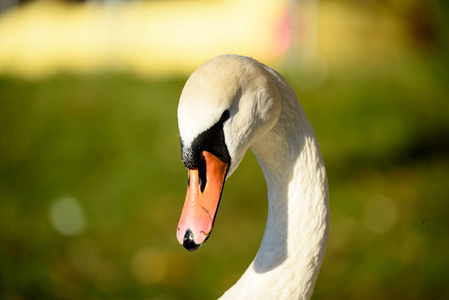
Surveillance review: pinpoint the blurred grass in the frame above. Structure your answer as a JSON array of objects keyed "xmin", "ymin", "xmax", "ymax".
[{"xmin": 1, "ymin": 51, "xmax": 449, "ymax": 300}]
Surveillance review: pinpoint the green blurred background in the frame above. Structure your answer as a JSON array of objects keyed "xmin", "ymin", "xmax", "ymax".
[{"xmin": 1, "ymin": 0, "xmax": 449, "ymax": 299}]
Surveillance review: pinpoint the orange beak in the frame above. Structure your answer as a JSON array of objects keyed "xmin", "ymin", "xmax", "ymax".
[{"xmin": 176, "ymin": 151, "xmax": 228, "ymax": 251}]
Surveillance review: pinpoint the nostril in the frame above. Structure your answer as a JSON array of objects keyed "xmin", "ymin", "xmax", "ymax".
[
  {"xmin": 183, "ymin": 229, "xmax": 201, "ymax": 252},
  {"xmin": 198, "ymin": 156, "xmax": 207, "ymax": 192}
]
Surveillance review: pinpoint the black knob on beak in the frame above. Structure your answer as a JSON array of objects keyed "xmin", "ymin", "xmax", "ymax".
[{"xmin": 183, "ymin": 229, "xmax": 201, "ymax": 252}]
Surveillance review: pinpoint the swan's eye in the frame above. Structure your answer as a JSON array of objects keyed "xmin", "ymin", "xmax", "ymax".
[{"xmin": 220, "ymin": 110, "xmax": 230, "ymax": 123}]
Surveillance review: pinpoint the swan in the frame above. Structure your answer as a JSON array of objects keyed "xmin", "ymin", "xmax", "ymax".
[{"xmin": 176, "ymin": 54, "xmax": 329, "ymax": 300}]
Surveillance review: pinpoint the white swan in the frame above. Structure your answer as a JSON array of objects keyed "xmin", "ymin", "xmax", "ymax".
[{"xmin": 176, "ymin": 55, "xmax": 329, "ymax": 300}]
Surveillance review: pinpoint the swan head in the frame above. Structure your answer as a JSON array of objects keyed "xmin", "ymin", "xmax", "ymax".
[{"xmin": 176, "ymin": 55, "xmax": 281, "ymax": 251}]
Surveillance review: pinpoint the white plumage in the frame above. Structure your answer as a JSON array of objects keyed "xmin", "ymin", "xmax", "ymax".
[{"xmin": 178, "ymin": 55, "xmax": 329, "ymax": 300}]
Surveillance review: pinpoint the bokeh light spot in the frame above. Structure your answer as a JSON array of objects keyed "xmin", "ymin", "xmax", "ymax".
[
  {"xmin": 363, "ymin": 195, "xmax": 398, "ymax": 233},
  {"xmin": 49, "ymin": 196, "xmax": 87, "ymax": 236},
  {"xmin": 130, "ymin": 247, "xmax": 166, "ymax": 284}
]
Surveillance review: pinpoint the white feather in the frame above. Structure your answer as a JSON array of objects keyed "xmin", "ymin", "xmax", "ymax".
[{"xmin": 178, "ymin": 55, "xmax": 329, "ymax": 300}]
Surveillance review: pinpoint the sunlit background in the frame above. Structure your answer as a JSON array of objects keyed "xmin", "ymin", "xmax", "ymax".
[{"xmin": 1, "ymin": 0, "xmax": 448, "ymax": 299}]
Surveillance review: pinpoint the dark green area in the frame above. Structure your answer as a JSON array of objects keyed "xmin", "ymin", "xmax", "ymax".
[{"xmin": 1, "ymin": 52, "xmax": 449, "ymax": 299}]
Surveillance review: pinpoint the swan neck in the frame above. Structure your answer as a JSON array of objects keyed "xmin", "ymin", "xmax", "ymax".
[{"xmin": 221, "ymin": 75, "xmax": 329, "ymax": 300}]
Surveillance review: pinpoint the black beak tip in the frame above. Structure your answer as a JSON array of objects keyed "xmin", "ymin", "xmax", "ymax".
[{"xmin": 183, "ymin": 229, "xmax": 201, "ymax": 252}]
